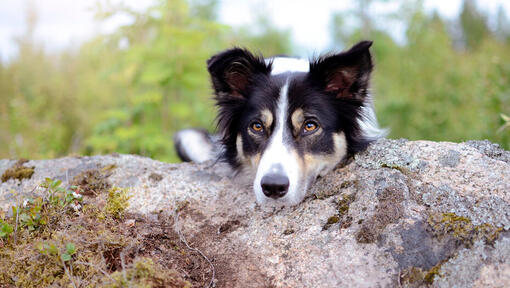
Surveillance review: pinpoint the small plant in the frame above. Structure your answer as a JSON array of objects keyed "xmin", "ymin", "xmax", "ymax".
[
  {"xmin": 0, "ymin": 220, "xmax": 13, "ymax": 238},
  {"xmin": 13, "ymin": 179, "xmax": 84, "ymax": 233},
  {"xmin": 41, "ymin": 178, "xmax": 83, "ymax": 209},
  {"xmin": 17, "ymin": 201, "xmax": 44, "ymax": 232},
  {"xmin": 36, "ymin": 241, "xmax": 77, "ymax": 262},
  {"xmin": 497, "ymin": 113, "xmax": 510, "ymax": 133},
  {"xmin": 62, "ymin": 242, "xmax": 77, "ymax": 262}
]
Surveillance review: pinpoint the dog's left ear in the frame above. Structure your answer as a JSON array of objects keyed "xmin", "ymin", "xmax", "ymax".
[{"xmin": 309, "ymin": 40, "xmax": 373, "ymax": 100}]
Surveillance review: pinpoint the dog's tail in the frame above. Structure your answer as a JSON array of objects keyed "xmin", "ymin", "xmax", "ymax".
[{"xmin": 173, "ymin": 129, "xmax": 220, "ymax": 163}]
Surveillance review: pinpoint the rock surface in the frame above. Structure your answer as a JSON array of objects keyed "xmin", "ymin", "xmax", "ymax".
[{"xmin": 1, "ymin": 139, "xmax": 509, "ymax": 287}]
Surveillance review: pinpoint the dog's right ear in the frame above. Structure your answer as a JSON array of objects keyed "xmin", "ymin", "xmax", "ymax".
[{"xmin": 207, "ymin": 48, "xmax": 271, "ymax": 99}]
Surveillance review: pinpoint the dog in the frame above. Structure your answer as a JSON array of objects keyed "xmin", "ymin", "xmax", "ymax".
[{"xmin": 174, "ymin": 41, "xmax": 387, "ymax": 205}]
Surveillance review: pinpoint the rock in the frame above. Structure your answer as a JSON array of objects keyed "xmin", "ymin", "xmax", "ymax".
[{"xmin": 1, "ymin": 139, "xmax": 509, "ymax": 287}]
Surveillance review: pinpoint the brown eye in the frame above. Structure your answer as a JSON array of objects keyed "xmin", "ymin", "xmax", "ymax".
[
  {"xmin": 251, "ymin": 121, "xmax": 264, "ymax": 133},
  {"xmin": 303, "ymin": 120, "xmax": 319, "ymax": 133}
]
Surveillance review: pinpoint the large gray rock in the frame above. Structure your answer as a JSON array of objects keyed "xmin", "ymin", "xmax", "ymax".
[{"xmin": 1, "ymin": 139, "xmax": 509, "ymax": 287}]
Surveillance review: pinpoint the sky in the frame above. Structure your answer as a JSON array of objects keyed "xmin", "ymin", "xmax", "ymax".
[{"xmin": 0, "ymin": 0, "xmax": 509, "ymax": 61}]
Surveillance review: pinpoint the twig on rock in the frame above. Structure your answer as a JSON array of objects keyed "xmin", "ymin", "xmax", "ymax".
[{"xmin": 173, "ymin": 210, "xmax": 216, "ymax": 288}]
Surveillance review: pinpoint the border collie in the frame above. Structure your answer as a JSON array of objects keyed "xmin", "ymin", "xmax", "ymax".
[{"xmin": 174, "ymin": 41, "xmax": 387, "ymax": 205}]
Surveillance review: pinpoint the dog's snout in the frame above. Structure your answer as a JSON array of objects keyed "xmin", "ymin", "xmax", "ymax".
[{"xmin": 261, "ymin": 174, "xmax": 289, "ymax": 198}]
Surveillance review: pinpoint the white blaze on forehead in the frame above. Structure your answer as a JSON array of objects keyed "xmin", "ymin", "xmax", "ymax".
[
  {"xmin": 266, "ymin": 57, "xmax": 309, "ymax": 75},
  {"xmin": 254, "ymin": 80, "xmax": 303, "ymax": 204}
]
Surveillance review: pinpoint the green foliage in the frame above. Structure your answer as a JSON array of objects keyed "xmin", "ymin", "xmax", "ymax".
[
  {"xmin": 41, "ymin": 178, "xmax": 83, "ymax": 209},
  {"xmin": 460, "ymin": 0, "xmax": 490, "ymax": 50},
  {"xmin": 499, "ymin": 114, "xmax": 510, "ymax": 133},
  {"xmin": 332, "ymin": 2, "xmax": 510, "ymax": 149},
  {"xmin": 35, "ymin": 241, "xmax": 76, "ymax": 262},
  {"xmin": 0, "ymin": 220, "xmax": 13, "ymax": 238},
  {"xmin": 12, "ymin": 178, "xmax": 83, "ymax": 232},
  {"xmin": 0, "ymin": 0, "xmax": 509, "ymax": 162}
]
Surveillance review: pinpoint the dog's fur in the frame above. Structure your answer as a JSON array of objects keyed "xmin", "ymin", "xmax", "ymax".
[{"xmin": 174, "ymin": 41, "xmax": 387, "ymax": 205}]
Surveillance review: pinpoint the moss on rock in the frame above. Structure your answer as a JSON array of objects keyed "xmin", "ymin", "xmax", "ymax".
[
  {"xmin": 427, "ymin": 212, "xmax": 502, "ymax": 246},
  {"xmin": 105, "ymin": 187, "xmax": 131, "ymax": 219},
  {"xmin": 1, "ymin": 159, "xmax": 35, "ymax": 182},
  {"xmin": 107, "ymin": 257, "xmax": 191, "ymax": 288}
]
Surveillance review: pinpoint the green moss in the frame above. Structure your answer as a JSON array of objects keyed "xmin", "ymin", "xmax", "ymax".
[
  {"xmin": 0, "ymin": 178, "xmax": 133, "ymax": 287},
  {"xmin": 0, "ymin": 177, "xmax": 198, "ymax": 287},
  {"xmin": 327, "ymin": 216, "xmax": 340, "ymax": 224},
  {"xmin": 107, "ymin": 257, "xmax": 191, "ymax": 288},
  {"xmin": 101, "ymin": 164, "xmax": 117, "ymax": 172},
  {"xmin": 0, "ymin": 181, "xmax": 128, "ymax": 287},
  {"xmin": 104, "ymin": 187, "xmax": 130, "ymax": 219},
  {"xmin": 428, "ymin": 211, "xmax": 503, "ymax": 246},
  {"xmin": 323, "ymin": 193, "xmax": 356, "ymax": 230},
  {"xmin": 474, "ymin": 223, "xmax": 503, "ymax": 245},
  {"xmin": 399, "ymin": 266, "xmax": 425, "ymax": 285},
  {"xmin": 424, "ymin": 263, "xmax": 441, "ymax": 284},
  {"xmin": 1, "ymin": 159, "xmax": 35, "ymax": 182},
  {"xmin": 381, "ymin": 163, "xmax": 411, "ymax": 175},
  {"xmin": 337, "ymin": 194, "xmax": 355, "ymax": 216},
  {"xmin": 400, "ymin": 263, "xmax": 444, "ymax": 286}
]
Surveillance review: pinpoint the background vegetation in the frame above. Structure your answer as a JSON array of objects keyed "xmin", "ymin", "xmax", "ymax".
[{"xmin": 1, "ymin": 0, "xmax": 509, "ymax": 162}]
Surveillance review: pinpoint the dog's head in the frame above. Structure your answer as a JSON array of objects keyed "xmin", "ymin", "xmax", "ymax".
[{"xmin": 207, "ymin": 41, "xmax": 383, "ymax": 205}]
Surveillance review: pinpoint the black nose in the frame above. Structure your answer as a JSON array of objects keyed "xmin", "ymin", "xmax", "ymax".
[{"xmin": 261, "ymin": 174, "xmax": 289, "ymax": 198}]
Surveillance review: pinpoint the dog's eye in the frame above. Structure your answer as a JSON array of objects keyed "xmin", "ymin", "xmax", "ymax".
[
  {"xmin": 303, "ymin": 120, "xmax": 319, "ymax": 134},
  {"xmin": 250, "ymin": 121, "xmax": 264, "ymax": 133}
]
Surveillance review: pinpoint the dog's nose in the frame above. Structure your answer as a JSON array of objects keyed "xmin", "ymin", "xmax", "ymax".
[{"xmin": 261, "ymin": 174, "xmax": 289, "ymax": 198}]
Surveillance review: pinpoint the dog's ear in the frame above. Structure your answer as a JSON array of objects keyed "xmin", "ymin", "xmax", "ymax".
[
  {"xmin": 207, "ymin": 48, "xmax": 271, "ymax": 98},
  {"xmin": 309, "ymin": 41, "xmax": 373, "ymax": 100}
]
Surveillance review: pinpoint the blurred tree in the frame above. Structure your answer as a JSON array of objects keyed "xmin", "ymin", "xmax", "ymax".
[
  {"xmin": 189, "ymin": 0, "xmax": 218, "ymax": 20},
  {"xmin": 330, "ymin": 1, "xmax": 510, "ymax": 149},
  {"xmin": 232, "ymin": 16, "xmax": 293, "ymax": 56},
  {"xmin": 330, "ymin": 0, "xmax": 390, "ymax": 48},
  {"xmin": 83, "ymin": 0, "xmax": 229, "ymax": 161},
  {"xmin": 460, "ymin": 0, "xmax": 489, "ymax": 49},
  {"xmin": 0, "ymin": 3, "xmax": 85, "ymax": 158},
  {"xmin": 495, "ymin": 5, "xmax": 510, "ymax": 43}
]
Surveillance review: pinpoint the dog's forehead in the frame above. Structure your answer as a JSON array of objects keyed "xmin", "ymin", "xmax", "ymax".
[
  {"xmin": 267, "ymin": 57, "xmax": 309, "ymax": 75},
  {"xmin": 249, "ymin": 57, "xmax": 313, "ymax": 118},
  {"xmin": 248, "ymin": 75, "xmax": 311, "ymax": 121}
]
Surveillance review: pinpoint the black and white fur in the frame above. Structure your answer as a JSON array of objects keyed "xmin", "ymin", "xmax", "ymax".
[{"xmin": 174, "ymin": 41, "xmax": 387, "ymax": 205}]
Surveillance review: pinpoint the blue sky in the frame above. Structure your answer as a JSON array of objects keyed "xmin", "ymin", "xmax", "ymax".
[{"xmin": 0, "ymin": 0, "xmax": 509, "ymax": 61}]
